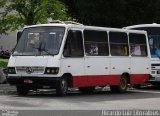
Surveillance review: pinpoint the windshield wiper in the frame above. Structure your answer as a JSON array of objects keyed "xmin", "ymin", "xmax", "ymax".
[
  {"xmin": 29, "ymin": 45, "xmax": 54, "ymax": 56},
  {"xmin": 40, "ymin": 48, "xmax": 54, "ymax": 56}
]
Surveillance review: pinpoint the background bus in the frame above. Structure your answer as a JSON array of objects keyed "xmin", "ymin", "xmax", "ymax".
[{"xmin": 124, "ymin": 23, "xmax": 160, "ymax": 86}]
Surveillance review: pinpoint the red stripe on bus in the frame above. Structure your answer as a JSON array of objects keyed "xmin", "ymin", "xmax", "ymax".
[
  {"xmin": 72, "ymin": 74, "xmax": 150, "ymax": 87},
  {"xmin": 130, "ymin": 74, "xmax": 150, "ymax": 84}
]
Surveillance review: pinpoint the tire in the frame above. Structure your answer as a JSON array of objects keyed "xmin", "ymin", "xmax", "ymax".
[
  {"xmin": 56, "ymin": 78, "xmax": 68, "ymax": 97},
  {"xmin": 110, "ymin": 75, "xmax": 128, "ymax": 93},
  {"xmin": 79, "ymin": 87, "xmax": 95, "ymax": 94},
  {"xmin": 16, "ymin": 86, "xmax": 29, "ymax": 96}
]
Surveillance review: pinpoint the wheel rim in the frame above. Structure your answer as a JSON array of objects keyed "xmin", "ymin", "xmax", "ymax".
[{"xmin": 120, "ymin": 78, "xmax": 127, "ymax": 90}]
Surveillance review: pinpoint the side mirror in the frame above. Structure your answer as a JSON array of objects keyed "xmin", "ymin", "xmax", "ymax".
[{"xmin": 17, "ymin": 31, "xmax": 22, "ymax": 43}]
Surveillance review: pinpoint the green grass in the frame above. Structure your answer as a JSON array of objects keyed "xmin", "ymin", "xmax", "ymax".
[{"xmin": 0, "ymin": 58, "xmax": 9, "ymax": 69}]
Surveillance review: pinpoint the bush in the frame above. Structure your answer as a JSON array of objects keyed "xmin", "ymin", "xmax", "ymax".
[{"xmin": 0, "ymin": 58, "xmax": 8, "ymax": 68}]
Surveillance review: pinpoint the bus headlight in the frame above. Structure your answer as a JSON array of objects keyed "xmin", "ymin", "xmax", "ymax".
[
  {"xmin": 7, "ymin": 67, "xmax": 16, "ymax": 74},
  {"xmin": 44, "ymin": 67, "xmax": 59, "ymax": 74}
]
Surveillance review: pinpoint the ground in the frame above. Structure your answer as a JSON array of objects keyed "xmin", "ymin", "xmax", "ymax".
[{"xmin": 0, "ymin": 85, "xmax": 160, "ymax": 116}]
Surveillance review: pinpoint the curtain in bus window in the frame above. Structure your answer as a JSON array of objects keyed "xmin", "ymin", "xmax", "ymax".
[{"xmin": 131, "ymin": 45, "xmax": 141, "ymax": 56}]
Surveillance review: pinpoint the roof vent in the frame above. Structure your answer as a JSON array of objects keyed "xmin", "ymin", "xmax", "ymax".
[
  {"xmin": 49, "ymin": 20, "xmax": 65, "ymax": 24},
  {"xmin": 49, "ymin": 20, "xmax": 83, "ymax": 25},
  {"xmin": 64, "ymin": 21, "xmax": 83, "ymax": 25}
]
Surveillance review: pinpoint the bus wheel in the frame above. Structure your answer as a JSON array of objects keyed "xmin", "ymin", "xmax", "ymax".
[
  {"xmin": 16, "ymin": 86, "xmax": 29, "ymax": 96},
  {"xmin": 79, "ymin": 87, "xmax": 95, "ymax": 94},
  {"xmin": 110, "ymin": 75, "xmax": 128, "ymax": 93},
  {"xmin": 56, "ymin": 78, "xmax": 68, "ymax": 96}
]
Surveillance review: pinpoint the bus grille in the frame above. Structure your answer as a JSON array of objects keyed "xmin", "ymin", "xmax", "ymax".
[{"xmin": 16, "ymin": 66, "xmax": 45, "ymax": 74}]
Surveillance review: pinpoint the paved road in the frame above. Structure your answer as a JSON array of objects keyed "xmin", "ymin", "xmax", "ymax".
[{"xmin": 0, "ymin": 85, "xmax": 160, "ymax": 116}]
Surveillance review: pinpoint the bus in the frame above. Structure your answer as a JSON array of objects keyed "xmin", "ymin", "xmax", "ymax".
[
  {"xmin": 7, "ymin": 21, "xmax": 151, "ymax": 96},
  {"xmin": 124, "ymin": 23, "xmax": 160, "ymax": 86}
]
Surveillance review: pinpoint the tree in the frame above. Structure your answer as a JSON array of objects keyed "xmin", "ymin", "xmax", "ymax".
[
  {"xmin": 63, "ymin": 0, "xmax": 127, "ymax": 27},
  {"xmin": 64, "ymin": 0, "xmax": 160, "ymax": 28},
  {"xmin": 0, "ymin": 0, "xmax": 70, "ymax": 34}
]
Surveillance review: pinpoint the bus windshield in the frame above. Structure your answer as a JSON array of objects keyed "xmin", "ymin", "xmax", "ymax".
[
  {"xmin": 130, "ymin": 27, "xmax": 160, "ymax": 58},
  {"xmin": 13, "ymin": 26, "xmax": 65, "ymax": 56}
]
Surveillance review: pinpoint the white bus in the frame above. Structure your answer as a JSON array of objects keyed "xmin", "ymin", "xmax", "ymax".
[
  {"xmin": 7, "ymin": 22, "xmax": 151, "ymax": 96},
  {"xmin": 124, "ymin": 23, "xmax": 160, "ymax": 86}
]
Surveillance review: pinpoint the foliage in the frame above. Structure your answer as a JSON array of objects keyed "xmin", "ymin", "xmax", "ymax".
[
  {"xmin": 63, "ymin": 0, "xmax": 160, "ymax": 27},
  {"xmin": 0, "ymin": 58, "xmax": 8, "ymax": 68},
  {"xmin": 1, "ymin": 0, "xmax": 160, "ymax": 33},
  {"xmin": 0, "ymin": 0, "xmax": 70, "ymax": 34}
]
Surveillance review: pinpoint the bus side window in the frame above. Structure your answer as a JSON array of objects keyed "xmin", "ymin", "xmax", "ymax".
[
  {"xmin": 84, "ymin": 30, "xmax": 109, "ymax": 56},
  {"xmin": 129, "ymin": 33, "xmax": 148, "ymax": 57},
  {"xmin": 63, "ymin": 30, "xmax": 84, "ymax": 57},
  {"xmin": 109, "ymin": 32, "xmax": 129, "ymax": 56}
]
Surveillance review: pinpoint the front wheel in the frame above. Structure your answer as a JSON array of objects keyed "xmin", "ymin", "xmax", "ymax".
[
  {"xmin": 110, "ymin": 75, "xmax": 128, "ymax": 93},
  {"xmin": 56, "ymin": 78, "xmax": 68, "ymax": 96}
]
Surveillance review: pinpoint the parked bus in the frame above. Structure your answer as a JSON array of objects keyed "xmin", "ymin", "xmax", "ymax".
[
  {"xmin": 7, "ymin": 21, "xmax": 151, "ymax": 96},
  {"xmin": 124, "ymin": 23, "xmax": 160, "ymax": 86}
]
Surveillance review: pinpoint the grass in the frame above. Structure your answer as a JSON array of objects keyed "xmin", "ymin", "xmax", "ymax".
[{"xmin": 0, "ymin": 58, "xmax": 9, "ymax": 69}]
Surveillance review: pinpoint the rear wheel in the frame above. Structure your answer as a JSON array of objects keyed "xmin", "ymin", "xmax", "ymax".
[
  {"xmin": 16, "ymin": 86, "xmax": 29, "ymax": 96},
  {"xmin": 79, "ymin": 87, "xmax": 95, "ymax": 94},
  {"xmin": 110, "ymin": 75, "xmax": 128, "ymax": 93},
  {"xmin": 56, "ymin": 78, "xmax": 68, "ymax": 96}
]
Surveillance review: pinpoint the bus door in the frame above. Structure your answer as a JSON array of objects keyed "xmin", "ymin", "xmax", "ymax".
[{"xmin": 62, "ymin": 29, "xmax": 85, "ymax": 87}]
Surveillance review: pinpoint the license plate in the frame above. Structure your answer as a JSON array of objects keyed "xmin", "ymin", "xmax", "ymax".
[{"xmin": 24, "ymin": 79, "xmax": 33, "ymax": 84}]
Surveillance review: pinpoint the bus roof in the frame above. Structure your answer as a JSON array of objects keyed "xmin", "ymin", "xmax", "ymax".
[
  {"xmin": 23, "ymin": 22, "xmax": 147, "ymax": 35},
  {"xmin": 124, "ymin": 23, "xmax": 160, "ymax": 29}
]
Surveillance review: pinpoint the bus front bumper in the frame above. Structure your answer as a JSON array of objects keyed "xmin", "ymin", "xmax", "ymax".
[
  {"xmin": 7, "ymin": 76, "xmax": 61, "ymax": 88},
  {"xmin": 148, "ymin": 74, "xmax": 160, "ymax": 84}
]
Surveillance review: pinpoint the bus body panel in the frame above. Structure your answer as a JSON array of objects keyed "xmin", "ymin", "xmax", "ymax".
[
  {"xmin": 84, "ymin": 56, "xmax": 110, "ymax": 75},
  {"xmin": 72, "ymin": 75, "xmax": 120, "ymax": 87},
  {"xmin": 130, "ymin": 57, "xmax": 150, "ymax": 74},
  {"xmin": 60, "ymin": 58, "xmax": 85, "ymax": 76},
  {"xmin": 110, "ymin": 57, "xmax": 130, "ymax": 74}
]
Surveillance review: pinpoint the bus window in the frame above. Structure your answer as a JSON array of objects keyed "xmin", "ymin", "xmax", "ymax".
[
  {"xmin": 83, "ymin": 30, "xmax": 109, "ymax": 56},
  {"xmin": 109, "ymin": 32, "xmax": 129, "ymax": 56},
  {"xmin": 129, "ymin": 33, "xmax": 148, "ymax": 56},
  {"xmin": 127, "ymin": 27, "xmax": 160, "ymax": 58},
  {"xmin": 63, "ymin": 30, "xmax": 84, "ymax": 57}
]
